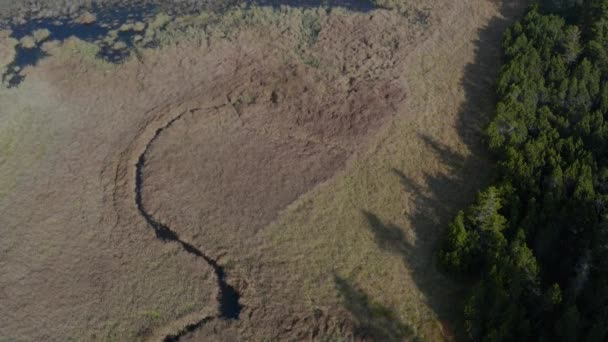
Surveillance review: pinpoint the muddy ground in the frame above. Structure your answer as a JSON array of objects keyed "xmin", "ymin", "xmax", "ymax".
[{"xmin": 0, "ymin": 0, "xmax": 528, "ymax": 341}]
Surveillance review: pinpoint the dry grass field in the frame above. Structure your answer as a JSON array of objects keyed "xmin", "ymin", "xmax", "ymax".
[{"xmin": 0, "ymin": 0, "xmax": 528, "ymax": 340}]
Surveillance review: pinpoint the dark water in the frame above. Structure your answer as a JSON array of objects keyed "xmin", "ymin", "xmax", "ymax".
[
  {"xmin": 2, "ymin": 0, "xmax": 376, "ymax": 87},
  {"xmin": 8, "ymin": 4, "xmax": 154, "ymax": 40},
  {"xmin": 2, "ymin": 3, "xmax": 158, "ymax": 87},
  {"xmin": 247, "ymin": 0, "xmax": 376, "ymax": 11},
  {"xmin": 135, "ymin": 155, "xmax": 243, "ymax": 322}
]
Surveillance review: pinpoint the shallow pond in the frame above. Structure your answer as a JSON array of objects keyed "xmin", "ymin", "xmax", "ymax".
[
  {"xmin": 247, "ymin": 0, "xmax": 376, "ymax": 11},
  {"xmin": 2, "ymin": 3, "xmax": 157, "ymax": 86},
  {"xmin": 2, "ymin": 0, "xmax": 376, "ymax": 87}
]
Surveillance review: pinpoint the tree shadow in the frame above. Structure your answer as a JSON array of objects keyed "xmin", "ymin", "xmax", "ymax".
[
  {"xmin": 360, "ymin": 0, "xmax": 530, "ymax": 338},
  {"xmin": 457, "ymin": 0, "xmax": 530, "ymax": 156},
  {"xmin": 334, "ymin": 275, "xmax": 415, "ymax": 341},
  {"xmin": 363, "ymin": 210, "xmax": 412, "ymax": 257}
]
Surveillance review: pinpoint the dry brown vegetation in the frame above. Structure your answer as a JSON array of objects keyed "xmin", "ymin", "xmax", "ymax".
[
  {"xmin": 0, "ymin": 30, "xmax": 17, "ymax": 75},
  {"xmin": 0, "ymin": 0, "xmax": 528, "ymax": 340}
]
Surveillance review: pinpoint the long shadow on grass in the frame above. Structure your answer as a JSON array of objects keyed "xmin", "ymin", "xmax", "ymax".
[
  {"xmin": 362, "ymin": 0, "xmax": 529, "ymax": 338},
  {"xmin": 334, "ymin": 275, "xmax": 414, "ymax": 340}
]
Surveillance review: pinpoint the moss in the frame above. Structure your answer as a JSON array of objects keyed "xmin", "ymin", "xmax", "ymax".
[
  {"xmin": 144, "ymin": 310, "xmax": 162, "ymax": 320},
  {"xmin": 33, "ymin": 28, "xmax": 51, "ymax": 43},
  {"xmin": 148, "ymin": 13, "xmax": 173, "ymax": 30},
  {"xmin": 119, "ymin": 23, "xmax": 134, "ymax": 32},
  {"xmin": 133, "ymin": 21, "xmax": 146, "ymax": 32},
  {"xmin": 241, "ymin": 93, "xmax": 256, "ymax": 104},
  {"xmin": 75, "ymin": 11, "xmax": 96, "ymax": 25},
  {"xmin": 56, "ymin": 37, "xmax": 114, "ymax": 71},
  {"xmin": 19, "ymin": 35, "xmax": 36, "ymax": 49},
  {"xmin": 112, "ymin": 41, "xmax": 128, "ymax": 51},
  {"xmin": 102, "ymin": 30, "xmax": 118, "ymax": 45},
  {"xmin": 40, "ymin": 40, "xmax": 60, "ymax": 53}
]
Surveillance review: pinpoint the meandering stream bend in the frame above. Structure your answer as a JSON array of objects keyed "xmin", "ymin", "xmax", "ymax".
[
  {"xmin": 133, "ymin": 107, "xmax": 241, "ymax": 340},
  {"xmin": 3, "ymin": 0, "xmax": 380, "ymax": 338}
]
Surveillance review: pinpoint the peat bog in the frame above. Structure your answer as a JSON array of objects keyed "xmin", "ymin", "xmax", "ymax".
[
  {"xmin": 2, "ymin": 3, "xmax": 156, "ymax": 86},
  {"xmin": 1, "ymin": 0, "xmax": 376, "ymax": 87}
]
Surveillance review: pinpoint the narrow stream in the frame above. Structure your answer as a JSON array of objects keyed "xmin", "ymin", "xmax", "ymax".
[
  {"xmin": 2, "ymin": 0, "xmax": 377, "ymax": 339},
  {"xmin": 134, "ymin": 108, "xmax": 243, "ymax": 327},
  {"xmin": 136, "ymin": 154, "xmax": 243, "ymax": 319}
]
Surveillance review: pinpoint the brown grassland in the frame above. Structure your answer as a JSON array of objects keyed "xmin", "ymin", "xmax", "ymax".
[{"xmin": 0, "ymin": 0, "xmax": 528, "ymax": 340}]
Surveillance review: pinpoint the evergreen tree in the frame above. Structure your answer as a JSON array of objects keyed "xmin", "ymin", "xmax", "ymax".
[{"xmin": 440, "ymin": 3, "xmax": 608, "ymax": 340}]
